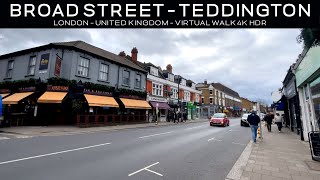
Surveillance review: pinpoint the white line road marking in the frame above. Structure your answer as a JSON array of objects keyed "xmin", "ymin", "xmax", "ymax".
[
  {"xmin": 145, "ymin": 168, "xmax": 163, "ymax": 176},
  {"xmin": 139, "ymin": 131, "xmax": 173, "ymax": 139},
  {"xmin": 232, "ymin": 142, "xmax": 246, "ymax": 146},
  {"xmin": 185, "ymin": 125, "xmax": 204, "ymax": 130},
  {"xmin": 207, "ymin": 137, "xmax": 222, "ymax": 142},
  {"xmin": 128, "ymin": 162, "xmax": 163, "ymax": 177},
  {"xmin": 0, "ymin": 142, "xmax": 111, "ymax": 165}
]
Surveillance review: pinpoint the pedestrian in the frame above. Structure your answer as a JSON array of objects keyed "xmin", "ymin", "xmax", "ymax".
[
  {"xmin": 264, "ymin": 112, "xmax": 273, "ymax": 132},
  {"xmin": 173, "ymin": 111, "xmax": 177, "ymax": 123},
  {"xmin": 274, "ymin": 113, "xmax": 283, "ymax": 132},
  {"xmin": 247, "ymin": 110, "xmax": 261, "ymax": 143},
  {"xmin": 178, "ymin": 111, "xmax": 182, "ymax": 123}
]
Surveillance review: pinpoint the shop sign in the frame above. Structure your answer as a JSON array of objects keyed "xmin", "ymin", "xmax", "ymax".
[
  {"xmin": 47, "ymin": 85, "xmax": 69, "ymax": 92},
  {"xmin": 19, "ymin": 87, "xmax": 36, "ymax": 92},
  {"xmin": 0, "ymin": 89, "xmax": 10, "ymax": 93},
  {"xmin": 39, "ymin": 53, "xmax": 50, "ymax": 73},
  {"xmin": 285, "ymin": 78, "xmax": 297, "ymax": 99},
  {"xmin": 54, "ymin": 56, "xmax": 62, "ymax": 77},
  {"xmin": 149, "ymin": 96, "xmax": 167, "ymax": 102}
]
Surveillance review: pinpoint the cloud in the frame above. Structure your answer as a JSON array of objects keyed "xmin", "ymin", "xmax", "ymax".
[{"xmin": 0, "ymin": 29, "xmax": 303, "ymax": 104}]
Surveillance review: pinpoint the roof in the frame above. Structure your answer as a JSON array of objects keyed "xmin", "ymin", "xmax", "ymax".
[
  {"xmin": 0, "ymin": 40, "xmax": 146, "ymax": 73},
  {"xmin": 137, "ymin": 61, "xmax": 165, "ymax": 79},
  {"xmin": 213, "ymin": 83, "xmax": 240, "ymax": 97}
]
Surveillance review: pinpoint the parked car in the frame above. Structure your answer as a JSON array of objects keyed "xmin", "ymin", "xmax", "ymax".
[
  {"xmin": 210, "ymin": 113, "xmax": 230, "ymax": 127},
  {"xmin": 241, "ymin": 113, "xmax": 250, "ymax": 126}
]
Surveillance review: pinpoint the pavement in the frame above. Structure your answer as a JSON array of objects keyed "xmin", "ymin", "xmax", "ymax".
[
  {"xmin": 225, "ymin": 123, "xmax": 320, "ymax": 180},
  {"xmin": 0, "ymin": 117, "xmax": 250, "ymax": 180},
  {"xmin": 0, "ymin": 119, "xmax": 210, "ymax": 139}
]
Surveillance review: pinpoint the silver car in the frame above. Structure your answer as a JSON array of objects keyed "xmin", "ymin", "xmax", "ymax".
[{"xmin": 241, "ymin": 113, "xmax": 250, "ymax": 126}]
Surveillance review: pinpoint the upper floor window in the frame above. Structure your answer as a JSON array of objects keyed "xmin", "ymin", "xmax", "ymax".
[
  {"xmin": 123, "ymin": 70, "xmax": 130, "ymax": 86},
  {"xmin": 210, "ymin": 90, "xmax": 213, "ymax": 95},
  {"xmin": 171, "ymin": 87, "xmax": 178, "ymax": 99},
  {"xmin": 6, "ymin": 60, "xmax": 14, "ymax": 78},
  {"xmin": 184, "ymin": 91, "xmax": 190, "ymax": 101},
  {"xmin": 210, "ymin": 97, "xmax": 213, "ymax": 104},
  {"xmin": 196, "ymin": 94, "xmax": 199, "ymax": 102},
  {"xmin": 201, "ymin": 97, "xmax": 204, "ymax": 103},
  {"xmin": 77, "ymin": 57, "xmax": 90, "ymax": 77},
  {"xmin": 135, "ymin": 74, "xmax": 141, "ymax": 88},
  {"xmin": 150, "ymin": 66, "xmax": 158, "ymax": 76},
  {"xmin": 99, "ymin": 63, "xmax": 109, "ymax": 81},
  {"xmin": 152, "ymin": 83, "xmax": 163, "ymax": 96},
  {"xmin": 168, "ymin": 74, "xmax": 174, "ymax": 81},
  {"xmin": 28, "ymin": 56, "xmax": 36, "ymax": 75},
  {"xmin": 181, "ymin": 79, "xmax": 186, "ymax": 86}
]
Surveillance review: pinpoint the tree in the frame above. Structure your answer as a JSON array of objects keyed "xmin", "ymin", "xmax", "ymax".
[{"xmin": 297, "ymin": 28, "xmax": 320, "ymax": 48}]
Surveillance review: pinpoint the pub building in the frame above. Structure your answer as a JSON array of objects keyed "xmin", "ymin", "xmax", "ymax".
[{"xmin": 0, "ymin": 41, "xmax": 151, "ymax": 127}]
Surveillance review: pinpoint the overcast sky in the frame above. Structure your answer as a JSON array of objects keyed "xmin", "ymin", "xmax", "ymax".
[{"xmin": 0, "ymin": 29, "xmax": 303, "ymax": 104}]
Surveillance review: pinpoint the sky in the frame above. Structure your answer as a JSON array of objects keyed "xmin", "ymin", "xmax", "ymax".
[{"xmin": 0, "ymin": 29, "xmax": 303, "ymax": 104}]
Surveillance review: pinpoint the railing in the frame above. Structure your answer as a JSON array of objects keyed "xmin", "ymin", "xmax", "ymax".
[{"xmin": 76, "ymin": 114, "xmax": 149, "ymax": 127}]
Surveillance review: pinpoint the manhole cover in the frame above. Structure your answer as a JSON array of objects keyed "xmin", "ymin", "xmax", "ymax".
[{"xmin": 305, "ymin": 160, "xmax": 320, "ymax": 171}]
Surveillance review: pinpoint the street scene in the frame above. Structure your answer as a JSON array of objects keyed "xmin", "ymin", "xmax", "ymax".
[{"xmin": 0, "ymin": 28, "xmax": 320, "ymax": 180}]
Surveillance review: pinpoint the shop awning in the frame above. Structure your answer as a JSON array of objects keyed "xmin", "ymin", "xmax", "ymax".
[
  {"xmin": 38, "ymin": 92, "xmax": 68, "ymax": 103},
  {"xmin": 120, "ymin": 98, "xmax": 151, "ymax": 109},
  {"xmin": 2, "ymin": 92, "xmax": 33, "ymax": 105},
  {"xmin": 84, "ymin": 94, "xmax": 119, "ymax": 107},
  {"xmin": 150, "ymin": 101, "xmax": 171, "ymax": 110},
  {"xmin": 0, "ymin": 94, "xmax": 9, "ymax": 99}
]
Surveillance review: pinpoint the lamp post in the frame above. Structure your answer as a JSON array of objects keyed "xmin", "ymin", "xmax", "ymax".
[{"xmin": 177, "ymin": 75, "xmax": 181, "ymax": 112}]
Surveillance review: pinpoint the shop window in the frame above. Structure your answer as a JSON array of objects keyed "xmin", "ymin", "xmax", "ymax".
[
  {"xmin": 122, "ymin": 70, "xmax": 130, "ymax": 86},
  {"xmin": 99, "ymin": 63, "xmax": 109, "ymax": 81},
  {"xmin": 311, "ymin": 77, "xmax": 320, "ymax": 130},
  {"xmin": 6, "ymin": 60, "xmax": 14, "ymax": 78},
  {"xmin": 135, "ymin": 74, "xmax": 141, "ymax": 88},
  {"xmin": 28, "ymin": 56, "xmax": 36, "ymax": 75},
  {"xmin": 77, "ymin": 57, "xmax": 90, "ymax": 77}
]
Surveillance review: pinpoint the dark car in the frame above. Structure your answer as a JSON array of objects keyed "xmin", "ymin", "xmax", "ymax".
[
  {"xmin": 210, "ymin": 113, "xmax": 230, "ymax": 127},
  {"xmin": 241, "ymin": 113, "xmax": 250, "ymax": 126}
]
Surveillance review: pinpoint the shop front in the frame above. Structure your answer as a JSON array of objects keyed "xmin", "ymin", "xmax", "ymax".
[
  {"xmin": 148, "ymin": 96, "xmax": 171, "ymax": 122},
  {"xmin": 294, "ymin": 46, "xmax": 320, "ymax": 141}
]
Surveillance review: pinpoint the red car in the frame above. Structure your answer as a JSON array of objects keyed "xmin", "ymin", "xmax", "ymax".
[{"xmin": 210, "ymin": 113, "xmax": 230, "ymax": 127}]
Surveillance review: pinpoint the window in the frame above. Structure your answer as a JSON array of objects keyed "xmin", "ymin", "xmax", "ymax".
[
  {"xmin": 210, "ymin": 98, "xmax": 213, "ymax": 104},
  {"xmin": 181, "ymin": 79, "xmax": 186, "ymax": 86},
  {"xmin": 135, "ymin": 74, "xmax": 141, "ymax": 88},
  {"xmin": 215, "ymin": 97, "xmax": 217, "ymax": 104},
  {"xmin": 196, "ymin": 94, "xmax": 199, "ymax": 102},
  {"xmin": 152, "ymin": 83, "xmax": 163, "ymax": 96},
  {"xmin": 216, "ymin": 90, "xmax": 218, "ymax": 96},
  {"xmin": 77, "ymin": 57, "xmax": 90, "ymax": 77},
  {"xmin": 123, "ymin": 70, "xmax": 130, "ymax": 86},
  {"xmin": 6, "ymin": 60, "xmax": 14, "ymax": 78},
  {"xmin": 150, "ymin": 67, "xmax": 158, "ymax": 76},
  {"xmin": 184, "ymin": 91, "xmax": 190, "ymax": 101},
  {"xmin": 219, "ymin": 99, "xmax": 221, "ymax": 105},
  {"xmin": 171, "ymin": 87, "xmax": 178, "ymax": 99},
  {"xmin": 168, "ymin": 74, "xmax": 174, "ymax": 81},
  {"xmin": 201, "ymin": 97, "xmax": 204, "ymax": 103},
  {"xmin": 99, "ymin": 63, "xmax": 109, "ymax": 81},
  {"xmin": 210, "ymin": 90, "xmax": 213, "ymax": 95},
  {"xmin": 28, "ymin": 56, "xmax": 36, "ymax": 75}
]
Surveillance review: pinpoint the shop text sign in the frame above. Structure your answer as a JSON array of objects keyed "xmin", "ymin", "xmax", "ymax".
[{"xmin": 0, "ymin": 0, "xmax": 318, "ymax": 28}]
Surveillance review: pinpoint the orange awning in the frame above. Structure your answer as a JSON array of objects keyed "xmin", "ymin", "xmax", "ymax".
[
  {"xmin": 2, "ymin": 92, "xmax": 33, "ymax": 105},
  {"xmin": 120, "ymin": 98, "xmax": 151, "ymax": 109},
  {"xmin": 38, "ymin": 92, "xmax": 68, "ymax": 103},
  {"xmin": 84, "ymin": 94, "xmax": 119, "ymax": 107},
  {"xmin": 0, "ymin": 94, "xmax": 9, "ymax": 99}
]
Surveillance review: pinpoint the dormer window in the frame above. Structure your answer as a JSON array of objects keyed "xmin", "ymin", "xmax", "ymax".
[
  {"xmin": 168, "ymin": 74, "xmax": 174, "ymax": 81},
  {"xmin": 150, "ymin": 66, "xmax": 158, "ymax": 76}
]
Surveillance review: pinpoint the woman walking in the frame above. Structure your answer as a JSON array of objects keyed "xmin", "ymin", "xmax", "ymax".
[{"xmin": 274, "ymin": 113, "xmax": 283, "ymax": 132}]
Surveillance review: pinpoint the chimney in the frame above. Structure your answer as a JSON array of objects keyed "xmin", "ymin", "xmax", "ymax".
[
  {"xmin": 131, "ymin": 47, "xmax": 138, "ymax": 64},
  {"xmin": 118, "ymin": 51, "xmax": 126, "ymax": 57},
  {"xmin": 166, "ymin": 64, "xmax": 173, "ymax": 73},
  {"xmin": 204, "ymin": 79, "xmax": 207, "ymax": 84}
]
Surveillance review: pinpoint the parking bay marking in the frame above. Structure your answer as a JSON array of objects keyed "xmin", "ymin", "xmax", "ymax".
[
  {"xmin": 0, "ymin": 142, "xmax": 111, "ymax": 165},
  {"xmin": 139, "ymin": 131, "xmax": 173, "ymax": 139},
  {"xmin": 128, "ymin": 162, "xmax": 163, "ymax": 177},
  {"xmin": 208, "ymin": 137, "xmax": 222, "ymax": 142}
]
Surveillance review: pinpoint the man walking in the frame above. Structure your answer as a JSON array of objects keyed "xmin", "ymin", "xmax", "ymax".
[
  {"xmin": 264, "ymin": 112, "xmax": 273, "ymax": 132},
  {"xmin": 247, "ymin": 110, "xmax": 261, "ymax": 143}
]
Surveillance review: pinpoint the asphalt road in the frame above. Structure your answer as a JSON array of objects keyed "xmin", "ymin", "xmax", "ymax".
[{"xmin": 0, "ymin": 118, "xmax": 251, "ymax": 180}]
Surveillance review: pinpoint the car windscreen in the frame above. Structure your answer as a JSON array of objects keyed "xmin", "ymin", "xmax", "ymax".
[
  {"xmin": 213, "ymin": 114, "xmax": 225, "ymax": 118},
  {"xmin": 242, "ymin": 114, "xmax": 248, "ymax": 118}
]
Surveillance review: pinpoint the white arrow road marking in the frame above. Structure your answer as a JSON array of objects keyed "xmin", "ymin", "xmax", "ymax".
[
  {"xmin": 128, "ymin": 162, "xmax": 163, "ymax": 177},
  {"xmin": 139, "ymin": 131, "xmax": 173, "ymax": 139},
  {"xmin": 185, "ymin": 125, "xmax": 204, "ymax": 130},
  {"xmin": 232, "ymin": 142, "xmax": 246, "ymax": 146},
  {"xmin": 0, "ymin": 142, "xmax": 111, "ymax": 165},
  {"xmin": 208, "ymin": 137, "xmax": 222, "ymax": 142}
]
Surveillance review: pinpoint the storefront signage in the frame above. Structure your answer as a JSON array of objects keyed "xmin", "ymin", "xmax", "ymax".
[
  {"xmin": 285, "ymin": 79, "xmax": 297, "ymax": 99},
  {"xmin": 148, "ymin": 96, "xmax": 167, "ymax": 102},
  {"xmin": 47, "ymin": 85, "xmax": 69, "ymax": 92},
  {"xmin": 19, "ymin": 87, "xmax": 36, "ymax": 92},
  {"xmin": 308, "ymin": 132, "xmax": 320, "ymax": 161},
  {"xmin": 0, "ymin": 89, "xmax": 10, "ymax": 93},
  {"xmin": 54, "ymin": 56, "xmax": 62, "ymax": 77},
  {"xmin": 39, "ymin": 53, "xmax": 50, "ymax": 71}
]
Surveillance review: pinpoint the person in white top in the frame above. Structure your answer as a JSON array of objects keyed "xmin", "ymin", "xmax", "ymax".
[{"xmin": 274, "ymin": 113, "xmax": 283, "ymax": 132}]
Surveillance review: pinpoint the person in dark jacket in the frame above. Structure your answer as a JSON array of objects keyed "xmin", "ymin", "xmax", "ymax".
[
  {"xmin": 247, "ymin": 110, "xmax": 261, "ymax": 143},
  {"xmin": 264, "ymin": 112, "xmax": 273, "ymax": 132}
]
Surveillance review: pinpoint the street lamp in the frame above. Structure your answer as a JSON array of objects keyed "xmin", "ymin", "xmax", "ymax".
[{"xmin": 177, "ymin": 75, "xmax": 182, "ymax": 112}]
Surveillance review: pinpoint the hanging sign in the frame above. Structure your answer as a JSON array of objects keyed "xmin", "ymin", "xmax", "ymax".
[
  {"xmin": 54, "ymin": 56, "xmax": 62, "ymax": 77},
  {"xmin": 39, "ymin": 53, "xmax": 50, "ymax": 71}
]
